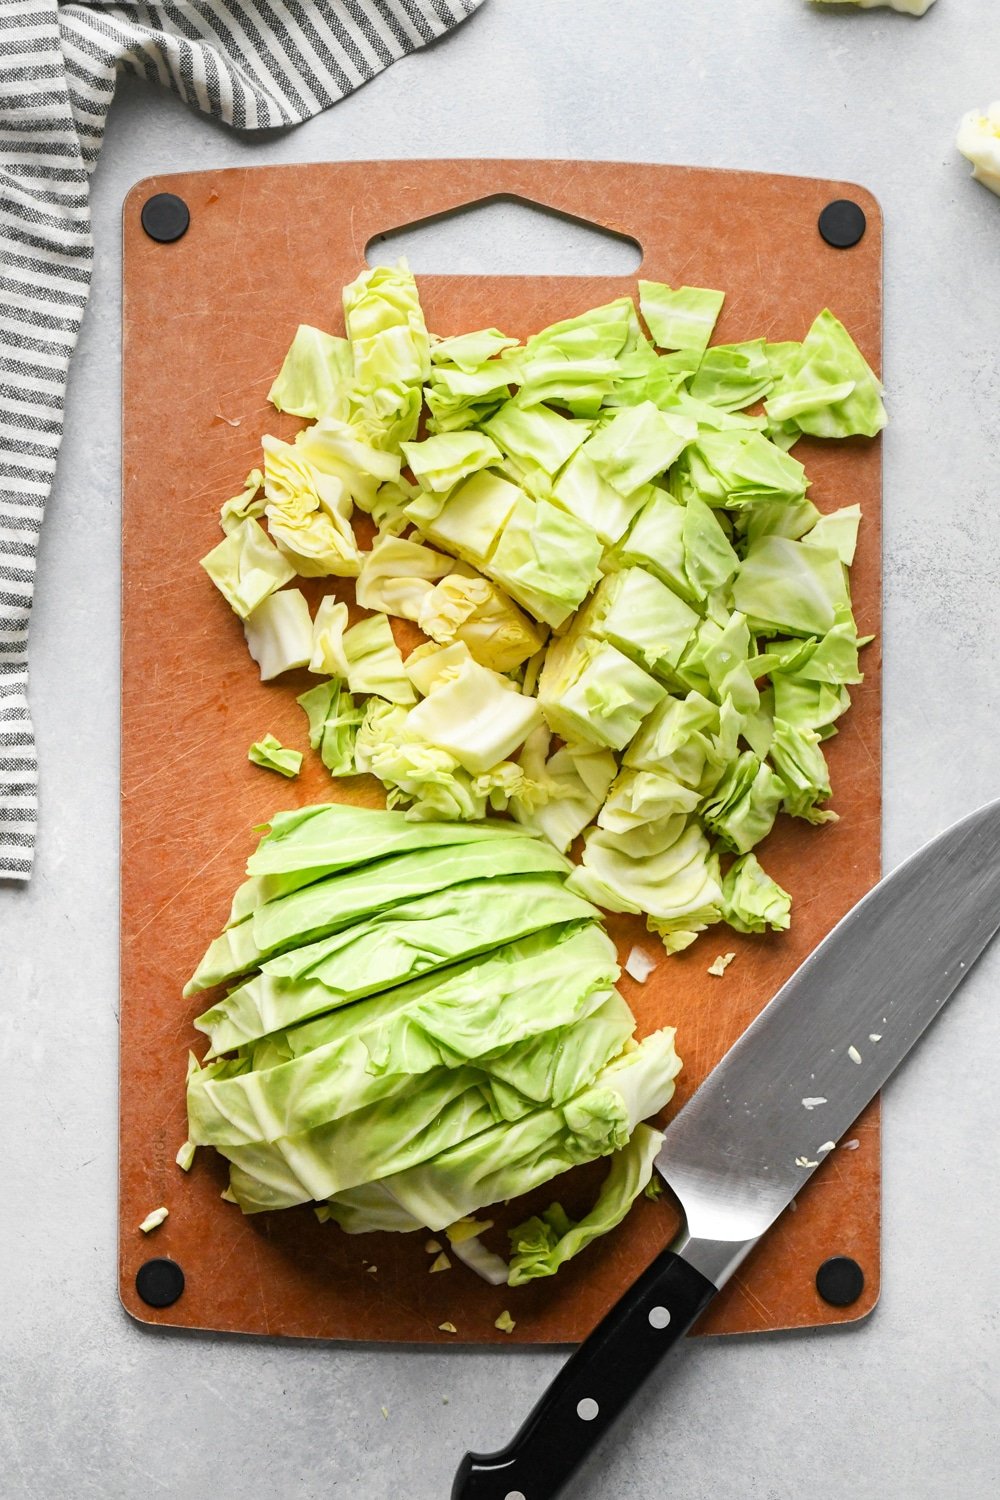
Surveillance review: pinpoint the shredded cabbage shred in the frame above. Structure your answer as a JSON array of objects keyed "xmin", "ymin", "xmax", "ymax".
[{"xmin": 185, "ymin": 804, "xmax": 682, "ymax": 1285}]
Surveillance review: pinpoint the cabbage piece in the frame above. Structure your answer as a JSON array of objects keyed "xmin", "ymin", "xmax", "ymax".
[
  {"xmin": 810, "ymin": 0, "xmax": 935, "ymax": 14},
  {"xmin": 355, "ymin": 699, "xmax": 486, "ymax": 821},
  {"xmin": 768, "ymin": 718, "xmax": 835, "ymax": 824},
  {"xmin": 507, "ymin": 1122, "xmax": 663, "ymax": 1285},
  {"xmin": 404, "ymin": 640, "xmax": 475, "ymax": 696},
  {"xmin": 639, "ymin": 282, "xmax": 725, "ymax": 354},
  {"xmin": 339, "ymin": 613, "xmax": 414, "ymax": 704},
  {"xmin": 431, "ymin": 328, "xmax": 519, "ymax": 369},
  {"xmin": 342, "ymin": 260, "xmax": 430, "ymax": 392},
  {"xmin": 485, "ymin": 990, "xmax": 635, "ymax": 1113},
  {"xmin": 424, "ymin": 351, "xmax": 515, "ymax": 434},
  {"xmin": 222, "ymin": 1067, "xmax": 494, "ymax": 1212},
  {"xmin": 737, "ymin": 496, "xmax": 822, "ymax": 548},
  {"xmin": 674, "ymin": 429, "xmax": 809, "ymax": 509},
  {"xmin": 348, "ymin": 384, "xmax": 423, "ymax": 451},
  {"xmin": 405, "ymin": 658, "xmax": 542, "ymax": 774},
  {"xmin": 612, "ymin": 492, "xmax": 692, "ymax": 600},
  {"xmin": 406, "ymin": 469, "xmax": 523, "ymax": 567},
  {"xmin": 267, "ymin": 324, "xmax": 353, "ymax": 418},
  {"xmin": 262, "ymin": 435, "xmax": 362, "ymax": 578},
  {"xmin": 624, "ymin": 691, "xmax": 721, "ymax": 788},
  {"xmin": 486, "ymin": 496, "xmax": 603, "ymax": 629},
  {"xmin": 583, "ymin": 402, "xmax": 695, "ymax": 496},
  {"xmin": 957, "ymin": 101, "xmax": 1000, "ymax": 197},
  {"xmin": 248, "ymin": 802, "xmax": 536, "ymax": 877},
  {"xmin": 522, "ymin": 297, "xmax": 635, "ymax": 363},
  {"xmin": 219, "ymin": 469, "xmax": 265, "ymax": 535},
  {"xmin": 733, "ymin": 536, "xmax": 849, "ymax": 636},
  {"xmin": 365, "ymin": 480, "xmax": 415, "ymax": 536},
  {"xmin": 326, "ymin": 1030, "xmax": 680, "ymax": 1234},
  {"xmin": 186, "ymin": 834, "xmax": 568, "ymax": 995},
  {"xmin": 296, "ymin": 678, "xmax": 363, "ymax": 776},
  {"xmin": 308, "ymin": 597, "xmax": 349, "ymax": 676},
  {"xmin": 687, "ymin": 340, "xmax": 773, "ymax": 411},
  {"xmin": 482, "ymin": 400, "xmax": 590, "ymax": 477},
  {"xmin": 187, "ymin": 924, "xmax": 620, "ymax": 1146},
  {"xmin": 677, "ymin": 610, "xmax": 759, "ymax": 715},
  {"xmin": 356, "ymin": 533, "xmax": 456, "ymax": 620},
  {"xmin": 401, "ymin": 431, "xmax": 502, "ymax": 493},
  {"xmin": 568, "ymin": 815, "xmax": 723, "ymax": 944},
  {"xmin": 511, "ymin": 729, "xmax": 617, "ymax": 854},
  {"xmin": 802, "ymin": 504, "xmax": 862, "ymax": 566},
  {"xmin": 248, "ymin": 734, "xmax": 302, "ymax": 779},
  {"xmin": 549, "ymin": 449, "xmax": 651, "ymax": 546},
  {"xmin": 681, "ymin": 494, "xmax": 740, "ymax": 602},
  {"xmin": 294, "ymin": 418, "xmax": 401, "ymax": 514},
  {"xmin": 700, "ymin": 752, "xmax": 786, "ymax": 854},
  {"xmin": 243, "ymin": 590, "xmax": 313, "ymax": 681},
  {"xmin": 200, "ymin": 517, "xmax": 296, "ymax": 619},
  {"xmin": 720, "ymin": 852, "xmax": 792, "ymax": 934},
  {"xmin": 578, "ymin": 566, "xmax": 699, "ymax": 679},
  {"xmin": 196, "ymin": 873, "xmax": 598, "ymax": 1056},
  {"xmin": 598, "ymin": 769, "xmax": 701, "ymax": 834},
  {"xmin": 510, "ymin": 300, "xmax": 632, "ymax": 412},
  {"xmin": 764, "ymin": 310, "xmax": 886, "ymax": 440},
  {"xmin": 418, "ymin": 574, "xmax": 545, "ymax": 673},
  {"xmin": 538, "ymin": 632, "xmax": 666, "ymax": 750}
]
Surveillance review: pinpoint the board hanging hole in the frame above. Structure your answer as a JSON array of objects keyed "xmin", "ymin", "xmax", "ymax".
[{"xmin": 365, "ymin": 194, "xmax": 642, "ymax": 278}]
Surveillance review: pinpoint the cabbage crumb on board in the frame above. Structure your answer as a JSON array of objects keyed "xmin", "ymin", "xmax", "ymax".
[
  {"xmin": 184, "ymin": 804, "xmax": 680, "ymax": 1287},
  {"xmin": 199, "ymin": 262, "xmax": 881, "ymax": 959}
]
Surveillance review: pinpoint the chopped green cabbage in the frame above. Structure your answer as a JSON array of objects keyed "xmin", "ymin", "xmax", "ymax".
[
  {"xmin": 338, "ymin": 613, "xmax": 414, "ymax": 705},
  {"xmin": 507, "ymin": 1122, "xmax": 664, "ymax": 1285},
  {"xmin": 219, "ymin": 469, "xmax": 265, "ymax": 535},
  {"xmin": 418, "ymin": 573, "xmax": 544, "ymax": 674},
  {"xmin": 202, "ymin": 268, "xmax": 880, "ymax": 974},
  {"xmin": 764, "ymin": 311, "xmax": 887, "ymax": 441},
  {"xmin": 243, "ymin": 590, "xmax": 313, "ymax": 681},
  {"xmin": 539, "ymin": 632, "xmax": 666, "ymax": 751},
  {"xmin": 568, "ymin": 815, "xmax": 723, "ymax": 952},
  {"xmin": 355, "ymin": 533, "xmax": 455, "ymax": 620},
  {"xmin": 296, "ymin": 679, "xmax": 363, "ymax": 776},
  {"xmin": 401, "ymin": 431, "xmax": 502, "ymax": 492},
  {"xmin": 733, "ymin": 535, "xmax": 850, "ymax": 637},
  {"xmin": 957, "ymin": 101, "xmax": 1000, "ymax": 198},
  {"xmin": 262, "ymin": 435, "xmax": 362, "ymax": 578},
  {"xmin": 200, "ymin": 517, "xmax": 295, "ymax": 619},
  {"xmin": 268, "ymin": 325, "xmax": 353, "ymax": 419},
  {"xmin": 486, "ymin": 496, "xmax": 603, "ymax": 630},
  {"xmin": 405, "ymin": 658, "xmax": 542, "ymax": 773},
  {"xmin": 719, "ymin": 853, "xmax": 792, "ymax": 934},
  {"xmin": 639, "ymin": 282, "xmax": 725, "ymax": 354},
  {"xmin": 578, "ymin": 566, "xmax": 699, "ymax": 679},
  {"xmin": 248, "ymin": 734, "xmax": 303, "ymax": 779}
]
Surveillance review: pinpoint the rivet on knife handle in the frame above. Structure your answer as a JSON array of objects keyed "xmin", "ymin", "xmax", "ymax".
[{"xmin": 451, "ymin": 1244, "xmax": 716, "ymax": 1500}]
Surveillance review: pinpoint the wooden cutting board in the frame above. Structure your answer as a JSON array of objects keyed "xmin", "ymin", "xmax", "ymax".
[{"xmin": 120, "ymin": 160, "xmax": 882, "ymax": 1344}]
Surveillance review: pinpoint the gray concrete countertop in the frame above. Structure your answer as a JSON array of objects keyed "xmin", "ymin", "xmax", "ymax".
[{"xmin": 2, "ymin": 2, "xmax": 999, "ymax": 1496}]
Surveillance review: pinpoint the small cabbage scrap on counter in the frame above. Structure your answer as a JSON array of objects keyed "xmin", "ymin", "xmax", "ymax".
[
  {"xmin": 808, "ymin": 0, "xmax": 936, "ymax": 14},
  {"xmin": 185, "ymin": 803, "xmax": 681, "ymax": 1284},
  {"xmin": 957, "ymin": 102, "xmax": 1000, "ymax": 199},
  {"xmin": 200, "ymin": 261, "xmax": 882, "ymax": 955}
]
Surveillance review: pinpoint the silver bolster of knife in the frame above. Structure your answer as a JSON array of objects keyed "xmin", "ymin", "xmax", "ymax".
[{"xmin": 670, "ymin": 1223, "xmax": 762, "ymax": 1289}]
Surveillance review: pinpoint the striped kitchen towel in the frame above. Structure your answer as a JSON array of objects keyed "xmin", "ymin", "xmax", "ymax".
[{"xmin": 0, "ymin": 0, "xmax": 484, "ymax": 881}]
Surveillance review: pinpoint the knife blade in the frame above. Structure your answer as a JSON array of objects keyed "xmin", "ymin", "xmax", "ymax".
[{"xmin": 453, "ymin": 796, "xmax": 1000, "ymax": 1500}]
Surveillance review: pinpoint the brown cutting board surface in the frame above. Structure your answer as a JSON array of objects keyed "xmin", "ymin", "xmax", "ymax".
[{"xmin": 120, "ymin": 160, "xmax": 882, "ymax": 1344}]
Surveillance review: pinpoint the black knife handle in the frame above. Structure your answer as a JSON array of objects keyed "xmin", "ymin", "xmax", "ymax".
[{"xmin": 451, "ymin": 1248, "xmax": 717, "ymax": 1500}]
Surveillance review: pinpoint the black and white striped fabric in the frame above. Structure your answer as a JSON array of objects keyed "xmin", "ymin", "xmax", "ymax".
[{"xmin": 0, "ymin": 0, "xmax": 483, "ymax": 881}]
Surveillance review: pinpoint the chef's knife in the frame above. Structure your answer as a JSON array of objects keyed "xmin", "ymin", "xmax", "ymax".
[{"xmin": 452, "ymin": 796, "xmax": 1000, "ymax": 1500}]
